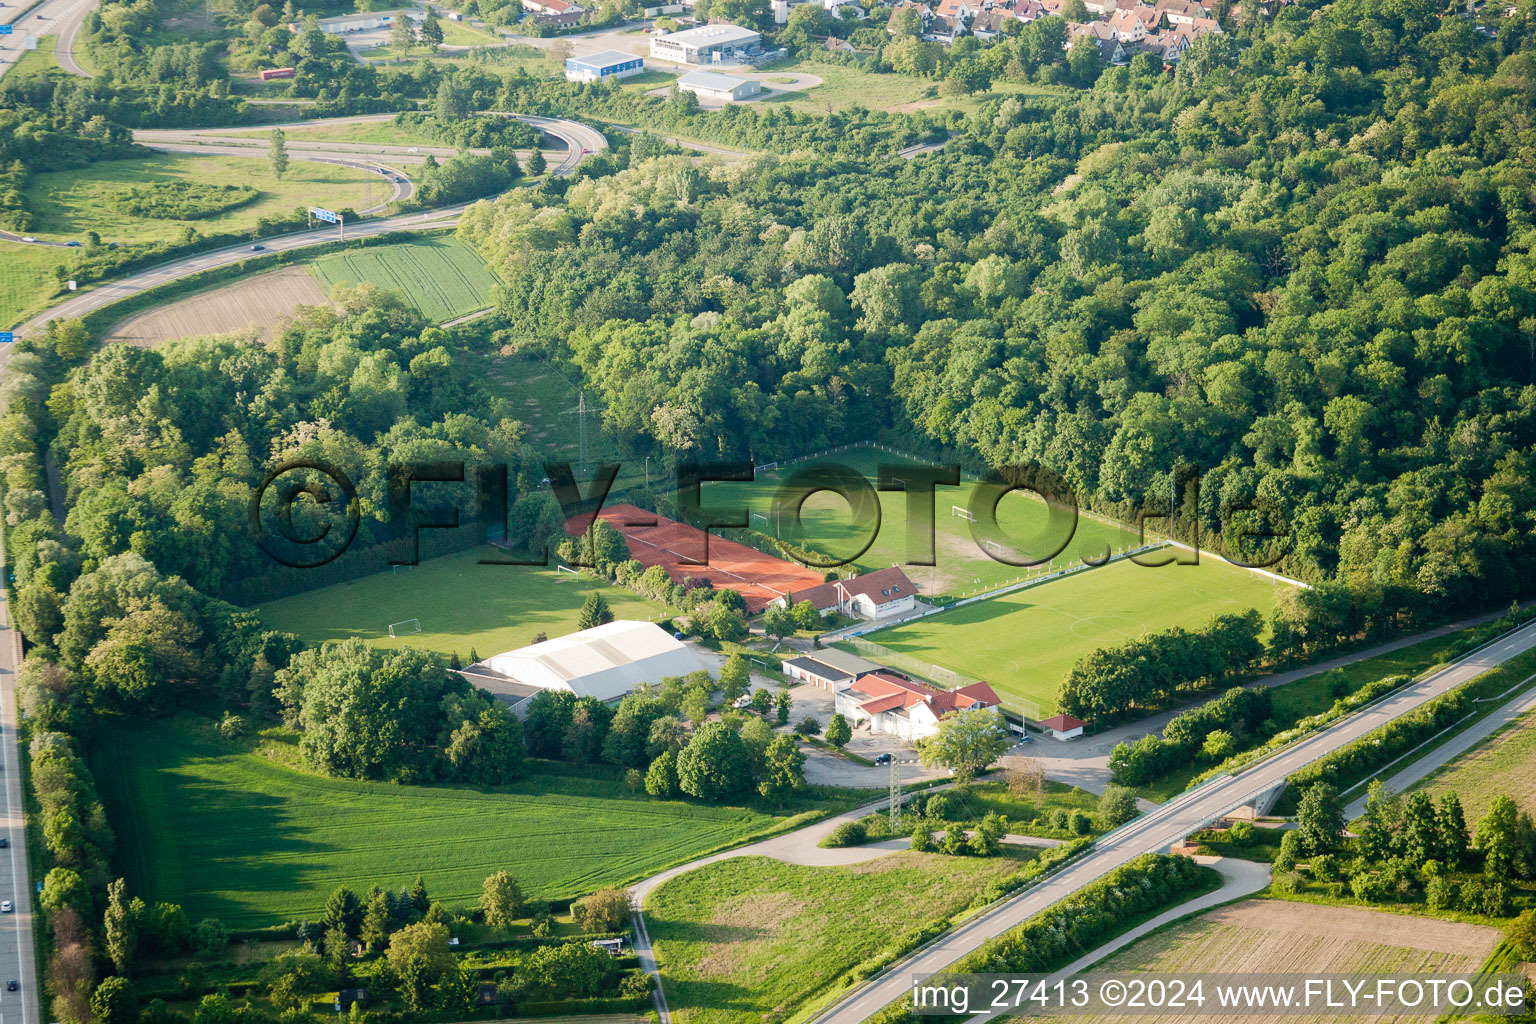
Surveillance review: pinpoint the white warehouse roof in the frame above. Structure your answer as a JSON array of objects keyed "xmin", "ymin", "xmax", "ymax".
[
  {"xmin": 482, "ymin": 620, "xmax": 705, "ymax": 703},
  {"xmin": 677, "ymin": 70, "xmax": 753, "ymax": 91},
  {"xmin": 655, "ymin": 23, "xmax": 760, "ymax": 45},
  {"xmin": 569, "ymin": 48, "xmax": 642, "ymax": 69}
]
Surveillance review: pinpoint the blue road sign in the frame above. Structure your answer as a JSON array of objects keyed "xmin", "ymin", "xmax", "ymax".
[
  {"xmin": 311, "ymin": 207, "xmax": 339, "ymax": 224},
  {"xmin": 0, "ymin": 332, "xmax": 14, "ymax": 344},
  {"xmin": 0, "ymin": 25, "xmax": 12, "ymax": 35}
]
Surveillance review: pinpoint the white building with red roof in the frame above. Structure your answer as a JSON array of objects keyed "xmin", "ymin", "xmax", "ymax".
[
  {"xmin": 833, "ymin": 670, "xmax": 1002, "ymax": 740},
  {"xmin": 769, "ymin": 566, "xmax": 918, "ymax": 621}
]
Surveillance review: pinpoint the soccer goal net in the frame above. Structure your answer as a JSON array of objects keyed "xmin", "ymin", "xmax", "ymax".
[
  {"xmin": 951, "ymin": 505, "xmax": 976, "ymax": 523},
  {"xmin": 388, "ymin": 618, "xmax": 422, "ymax": 637}
]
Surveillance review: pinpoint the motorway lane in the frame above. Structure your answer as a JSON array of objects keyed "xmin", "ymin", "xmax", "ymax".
[
  {"xmin": 0, "ymin": 347, "xmax": 42, "ymax": 1024},
  {"xmin": 0, "ymin": 0, "xmax": 93, "ymax": 80},
  {"xmin": 805, "ymin": 618, "xmax": 1536, "ymax": 1024},
  {"xmin": 16, "ymin": 113, "xmax": 604, "ymax": 336}
]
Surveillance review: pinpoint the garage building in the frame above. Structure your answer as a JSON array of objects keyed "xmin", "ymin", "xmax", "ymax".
[
  {"xmin": 565, "ymin": 49, "xmax": 646, "ymax": 82},
  {"xmin": 650, "ymin": 23, "xmax": 762, "ymax": 64},
  {"xmin": 676, "ymin": 69, "xmax": 762, "ymax": 102}
]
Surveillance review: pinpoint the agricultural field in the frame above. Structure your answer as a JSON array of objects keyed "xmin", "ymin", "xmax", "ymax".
[
  {"xmin": 0, "ymin": 240, "xmax": 71, "ymax": 329},
  {"xmin": 1409, "ymin": 709, "xmax": 1536, "ymax": 821},
  {"xmin": 20, "ymin": 153, "xmax": 382, "ymax": 245},
  {"xmin": 256, "ymin": 546, "xmax": 678, "ymax": 657},
  {"xmin": 648, "ymin": 849, "xmax": 1041, "ymax": 1024},
  {"xmin": 859, "ymin": 555, "xmax": 1290, "ymax": 715},
  {"xmin": 707, "ymin": 442, "xmax": 1142, "ymax": 599},
  {"xmin": 104, "ymin": 266, "xmax": 328, "ymax": 345},
  {"xmin": 1033, "ymin": 900, "xmax": 1502, "ymax": 1024},
  {"xmin": 93, "ymin": 713, "xmax": 819, "ymax": 926},
  {"xmin": 309, "ymin": 236, "xmax": 499, "ymax": 323}
]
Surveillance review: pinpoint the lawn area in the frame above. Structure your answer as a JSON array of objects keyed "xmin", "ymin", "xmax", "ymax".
[
  {"xmin": 647, "ymin": 849, "xmax": 1040, "ymax": 1024},
  {"xmin": 858, "ymin": 556, "xmax": 1290, "ymax": 716},
  {"xmin": 308, "ymin": 236, "xmax": 498, "ymax": 322},
  {"xmin": 361, "ymin": 20, "xmax": 505, "ymax": 57},
  {"xmin": 1267, "ymin": 629, "xmax": 1487, "ymax": 724},
  {"xmin": 93, "ymin": 713, "xmax": 831, "ymax": 926},
  {"xmin": 1409, "ymin": 709, "xmax": 1536, "ymax": 822},
  {"xmin": 0, "ymin": 240, "xmax": 71, "ymax": 330},
  {"xmin": 754, "ymin": 59, "xmax": 1067, "ymax": 114},
  {"xmin": 257, "ymin": 546, "xmax": 678, "ymax": 656},
  {"xmin": 706, "ymin": 442, "xmax": 1141, "ymax": 599},
  {"xmin": 21, "ymin": 153, "xmax": 381, "ymax": 245},
  {"xmin": 1031, "ymin": 899, "xmax": 1501, "ymax": 1024}
]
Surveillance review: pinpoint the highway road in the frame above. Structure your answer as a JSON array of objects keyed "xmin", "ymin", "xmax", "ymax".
[
  {"xmin": 0, "ymin": 0, "xmax": 93, "ymax": 80},
  {"xmin": 15, "ymin": 113, "xmax": 608, "ymax": 337},
  {"xmin": 801, "ymin": 618, "xmax": 1536, "ymax": 1024},
  {"xmin": 0, "ymin": 346, "xmax": 43, "ymax": 1024}
]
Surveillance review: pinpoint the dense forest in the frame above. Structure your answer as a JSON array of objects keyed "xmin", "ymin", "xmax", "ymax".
[{"xmin": 454, "ymin": 1, "xmax": 1536, "ymax": 617}]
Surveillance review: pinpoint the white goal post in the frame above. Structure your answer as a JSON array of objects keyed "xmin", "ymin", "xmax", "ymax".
[
  {"xmin": 951, "ymin": 505, "xmax": 976, "ymax": 523},
  {"xmin": 555, "ymin": 564, "xmax": 579, "ymax": 577},
  {"xmin": 388, "ymin": 618, "xmax": 422, "ymax": 637}
]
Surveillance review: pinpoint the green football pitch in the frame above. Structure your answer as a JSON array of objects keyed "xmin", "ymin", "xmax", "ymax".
[
  {"xmin": 92, "ymin": 715, "xmax": 814, "ymax": 926},
  {"xmin": 703, "ymin": 443, "xmax": 1146, "ymax": 599},
  {"xmin": 256, "ymin": 546, "xmax": 677, "ymax": 658},
  {"xmin": 858, "ymin": 555, "xmax": 1292, "ymax": 716}
]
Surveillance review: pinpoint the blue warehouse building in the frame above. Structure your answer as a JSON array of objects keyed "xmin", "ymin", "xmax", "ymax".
[{"xmin": 564, "ymin": 49, "xmax": 646, "ymax": 82}]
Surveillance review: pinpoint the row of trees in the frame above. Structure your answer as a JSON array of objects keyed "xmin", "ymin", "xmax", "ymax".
[
  {"xmin": 1059, "ymin": 611, "xmax": 1265, "ymax": 724},
  {"xmin": 1108, "ymin": 685, "xmax": 1274, "ymax": 785}
]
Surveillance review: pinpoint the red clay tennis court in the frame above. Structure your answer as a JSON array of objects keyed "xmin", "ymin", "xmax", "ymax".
[{"xmin": 566, "ymin": 503, "xmax": 825, "ymax": 613}]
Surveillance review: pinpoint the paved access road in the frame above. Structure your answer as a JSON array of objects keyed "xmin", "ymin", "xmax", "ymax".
[
  {"xmin": 802, "ymin": 618, "xmax": 1536, "ymax": 1024},
  {"xmin": 15, "ymin": 113, "xmax": 607, "ymax": 337}
]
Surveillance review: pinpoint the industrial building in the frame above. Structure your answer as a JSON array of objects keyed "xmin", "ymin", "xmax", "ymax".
[
  {"xmin": 306, "ymin": 9, "xmax": 425, "ymax": 33},
  {"xmin": 676, "ymin": 69, "xmax": 762, "ymax": 101},
  {"xmin": 472, "ymin": 620, "xmax": 708, "ymax": 711},
  {"xmin": 649, "ymin": 23, "xmax": 762, "ymax": 64},
  {"xmin": 564, "ymin": 49, "xmax": 647, "ymax": 82}
]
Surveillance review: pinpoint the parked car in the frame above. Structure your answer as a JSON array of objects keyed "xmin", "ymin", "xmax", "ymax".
[
  {"xmin": 732, "ymin": 694, "xmax": 753, "ymax": 710},
  {"xmin": 873, "ymin": 752, "xmax": 893, "ymax": 765}
]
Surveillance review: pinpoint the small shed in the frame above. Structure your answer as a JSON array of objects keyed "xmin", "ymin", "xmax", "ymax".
[
  {"xmin": 1039, "ymin": 714, "xmax": 1085, "ymax": 741},
  {"xmin": 591, "ymin": 937, "xmax": 625, "ymax": 956}
]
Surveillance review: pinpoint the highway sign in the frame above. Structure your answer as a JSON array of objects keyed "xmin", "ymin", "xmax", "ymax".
[
  {"xmin": 311, "ymin": 207, "xmax": 339, "ymax": 224},
  {"xmin": 0, "ymin": 24, "xmax": 12, "ymax": 34},
  {"xmin": 0, "ymin": 332, "xmax": 13, "ymax": 344}
]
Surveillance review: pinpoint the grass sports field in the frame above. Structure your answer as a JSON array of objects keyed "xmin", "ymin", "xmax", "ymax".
[
  {"xmin": 309, "ymin": 237, "xmax": 498, "ymax": 323},
  {"xmin": 648, "ymin": 850, "xmax": 1041, "ymax": 1024},
  {"xmin": 256, "ymin": 546, "xmax": 677, "ymax": 657},
  {"xmin": 858, "ymin": 556, "xmax": 1290, "ymax": 715},
  {"xmin": 93, "ymin": 714, "xmax": 825, "ymax": 926},
  {"xmin": 20, "ymin": 153, "xmax": 381, "ymax": 246},
  {"xmin": 1032, "ymin": 900, "xmax": 1499, "ymax": 1024},
  {"xmin": 706, "ymin": 443, "xmax": 1141, "ymax": 599}
]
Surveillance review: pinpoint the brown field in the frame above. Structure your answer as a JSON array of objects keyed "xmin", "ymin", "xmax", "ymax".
[
  {"xmin": 1038, "ymin": 900, "xmax": 1501, "ymax": 1024},
  {"xmin": 105, "ymin": 267, "xmax": 328, "ymax": 346}
]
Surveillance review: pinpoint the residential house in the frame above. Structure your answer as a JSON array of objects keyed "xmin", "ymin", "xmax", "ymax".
[
  {"xmin": 970, "ymin": 7, "xmax": 1011, "ymax": 36},
  {"xmin": 1153, "ymin": 0, "xmax": 1204, "ymax": 23},
  {"xmin": 887, "ymin": 0, "xmax": 935, "ymax": 29},
  {"xmin": 1009, "ymin": 0, "xmax": 1046, "ymax": 19},
  {"xmin": 824, "ymin": 33, "xmax": 857, "ymax": 49},
  {"xmin": 523, "ymin": 0, "xmax": 586, "ymax": 20},
  {"xmin": 834, "ymin": 672, "xmax": 1003, "ymax": 741},
  {"xmin": 1091, "ymin": 33, "xmax": 1127, "ymax": 61},
  {"xmin": 1140, "ymin": 26, "xmax": 1191, "ymax": 60},
  {"xmin": 1107, "ymin": 4, "xmax": 1159, "ymax": 38},
  {"xmin": 770, "ymin": 566, "xmax": 919, "ymax": 622}
]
